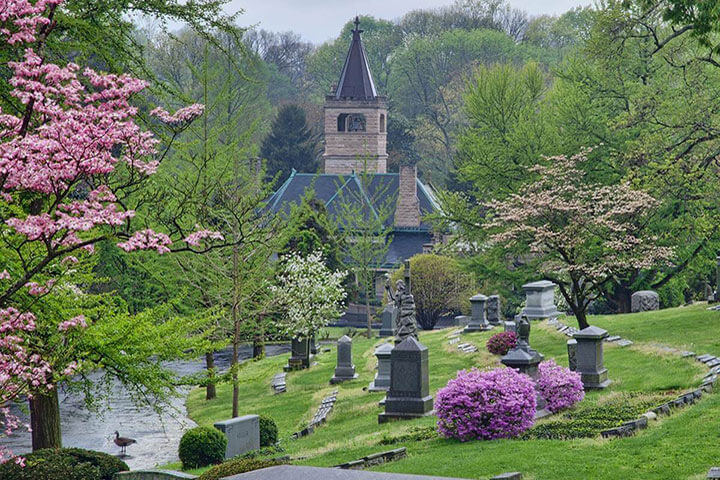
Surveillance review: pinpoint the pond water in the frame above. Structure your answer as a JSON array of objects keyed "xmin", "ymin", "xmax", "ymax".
[{"xmin": 2, "ymin": 344, "xmax": 290, "ymax": 470}]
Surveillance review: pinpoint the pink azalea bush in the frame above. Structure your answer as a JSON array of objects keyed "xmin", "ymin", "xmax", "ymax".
[
  {"xmin": 486, "ymin": 331, "xmax": 517, "ymax": 355},
  {"xmin": 435, "ymin": 367, "xmax": 536, "ymax": 441},
  {"xmin": 537, "ymin": 359, "xmax": 585, "ymax": 413}
]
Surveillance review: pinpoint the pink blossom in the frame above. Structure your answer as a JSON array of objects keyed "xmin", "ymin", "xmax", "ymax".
[
  {"xmin": 58, "ymin": 315, "xmax": 87, "ymax": 332},
  {"xmin": 537, "ymin": 359, "xmax": 585, "ymax": 413},
  {"xmin": 436, "ymin": 367, "xmax": 536, "ymax": 441},
  {"xmin": 0, "ymin": 270, "xmax": 10, "ymax": 280},
  {"xmin": 184, "ymin": 228, "xmax": 224, "ymax": 246},
  {"xmin": 117, "ymin": 229, "xmax": 172, "ymax": 254},
  {"xmin": 150, "ymin": 103, "xmax": 205, "ymax": 125}
]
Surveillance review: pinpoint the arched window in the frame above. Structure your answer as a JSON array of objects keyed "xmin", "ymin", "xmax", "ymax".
[
  {"xmin": 337, "ymin": 113, "xmax": 366, "ymax": 132},
  {"xmin": 337, "ymin": 113, "xmax": 349, "ymax": 132},
  {"xmin": 379, "ymin": 114, "xmax": 386, "ymax": 133}
]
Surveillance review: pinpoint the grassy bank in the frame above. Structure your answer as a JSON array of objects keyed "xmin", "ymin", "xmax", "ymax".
[{"xmin": 181, "ymin": 305, "xmax": 719, "ymax": 479}]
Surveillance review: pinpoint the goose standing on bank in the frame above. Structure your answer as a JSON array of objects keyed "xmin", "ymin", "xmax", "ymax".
[{"xmin": 113, "ymin": 431, "xmax": 136, "ymax": 456}]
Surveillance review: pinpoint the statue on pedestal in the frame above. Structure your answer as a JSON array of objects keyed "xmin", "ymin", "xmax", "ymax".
[{"xmin": 386, "ymin": 278, "xmax": 418, "ymax": 343}]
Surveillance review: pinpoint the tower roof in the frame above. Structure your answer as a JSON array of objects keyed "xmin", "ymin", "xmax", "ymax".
[{"xmin": 335, "ymin": 17, "xmax": 377, "ymax": 100}]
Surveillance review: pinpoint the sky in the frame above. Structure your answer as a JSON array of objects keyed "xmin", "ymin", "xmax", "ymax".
[{"xmin": 225, "ymin": 0, "xmax": 594, "ymax": 44}]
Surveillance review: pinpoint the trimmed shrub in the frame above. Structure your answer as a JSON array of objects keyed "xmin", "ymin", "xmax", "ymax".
[
  {"xmin": 524, "ymin": 393, "xmax": 665, "ymax": 439},
  {"xmin": 435, "ymin": 367, "xmax": 536, "ymax": 441},
  {"xmin": 178, "ymin": 426, "xmax": 227, "ymax": 469},
  {"xmin": 0, "ymin": 448, "xmax": 127, "ymax": 480},
  {"xmin": 390, "ymin": 254, "xmax": 475, "ymax": 330},
  {"xmin": 537, "ymin": 359, "xmax": 585, "ymax": 413},
  {"xmin": 198, "ymin": 457, "xmax": 286, "ymax": 480},
  {"xmin": 259, "ymin": 415, "xmax": 278, "ymax": 447},
  {"xmin": 486, "ymin": 331, "xmax": 517, "ymax": 355}
]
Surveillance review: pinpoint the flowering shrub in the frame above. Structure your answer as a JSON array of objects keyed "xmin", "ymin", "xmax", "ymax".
[
  {"xmin": 270, "ymin": 251, "xmax": 347, "ymax": 338},
  {"xmin": 486, "ymin": 331, "xmax": 517, "ymax": 355},
  {"xmin": 537, "ymin": 359, "xmax": 584, "ymax": 413},
  {"xmin": 435, "ymin": 367, "xmax": 536, "ymax": 441}
]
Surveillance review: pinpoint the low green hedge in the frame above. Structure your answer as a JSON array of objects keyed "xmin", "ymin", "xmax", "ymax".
[
  {"xmin": 0, "ymin": 448, "xmax": 128, "ymax": 480},
  {"xmin": 197, "ymin": 457, "xmax": 286, "ymax": 480}
]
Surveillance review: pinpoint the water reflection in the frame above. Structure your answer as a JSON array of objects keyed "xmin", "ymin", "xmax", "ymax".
[{"xmin": 2, "ymin": 344, "xmax": 289, "ymax": 470}]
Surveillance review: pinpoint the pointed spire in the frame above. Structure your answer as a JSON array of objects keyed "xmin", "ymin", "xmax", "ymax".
[{"xmin": 335, "ymin": 16, "xmax": 377, "ymax": 100}]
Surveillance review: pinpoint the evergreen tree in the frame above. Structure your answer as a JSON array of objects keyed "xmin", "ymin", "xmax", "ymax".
[{"xmin": 261, "ymin": 105, "xmax": 319, "ymax": 184}]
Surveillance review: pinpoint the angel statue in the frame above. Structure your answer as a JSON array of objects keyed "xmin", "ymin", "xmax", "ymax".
[{"xmin": 385, "ymin": 274, "xmax": 418, "ymax": 343}]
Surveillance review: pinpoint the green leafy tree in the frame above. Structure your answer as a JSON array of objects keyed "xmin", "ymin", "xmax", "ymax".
[
  {"xmin": 388, "ymin": 28, "xmax": 526, "ymax": 184},
  {"xmin": 390, "ymin": 254, "xmax": 475, "ymax": 330},
  {"xmin": 282, "ymin": 193, "xmax": 343, "ymax": 272},
  {"xmin": 335, "ymin": 169, "xmax": 395, "ymax": 337},
  {"xmin": 261, "ymin": 105, "xmax": 319, "ymax": 184},
  {"xmin": 455, "ymin": 62, "xmax": 556, "ymax": 200}
]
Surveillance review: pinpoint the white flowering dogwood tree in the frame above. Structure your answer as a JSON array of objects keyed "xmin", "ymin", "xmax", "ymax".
[
  {"xmin": 271, "ymin": 251, "xmax": 347, "ymax": 339},
  {"xmin": 484, "ymin": 150, "xmax": 674, "ymax": 329}
]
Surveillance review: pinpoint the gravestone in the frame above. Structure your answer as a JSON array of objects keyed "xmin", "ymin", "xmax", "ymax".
[
  {"xmin": 331, "ymin": 335, "xmax": 358, "ymax": 384},
  {"xmin": 501, "ymin": 315, "xmax": 548, "ymax": 417},
  {"xmin": 453, "ymin": 315, "xmax": 471, "ymax": 327},
  {"xmin": 310, "ymin": 335, "xmax": 318, "ymax": 355},
  {"xmin": 378, "ymin": 304, "xmax": 397, "ymax": 338},
  {"xmin": 504, "ymin": 316, "xmax": 518, "ymax": 334},
  {"xmin": 501, "ymin": 316, "xmax": 544, "ymax": 379},
  {"xmin": 573, "ymin": 326, "xmax": 611, "ymax": 389},
  {"xmin": 463, "ymin": 294, "xmax": 491, "ymax": 332},
  {"xmin": 213, "ymin": 414, "xmax": 260, "ymax": 459},
  {"xmin": 369, "ymin": 342, "xmax": 393, "ymax": 391},
  {"xmin": 379, "ymin": 337, "xmax": 433, "ymax": 423},
  {"xmin": 567, "ymin": 339, "xmax": 578, "ymax": 371},
  {"xmin": 630, "ymin": 290, "xmax": 659, "ymax": 313},
  {"xmin": 486, "ymin": 295, "xmax": 502, "ymax": 325},
  {"xmin": 521, "ymin": 281, "xmax": 560, "ymax": 320},
  {"xmin": 285, "ymin": 337, "xmax": 310, "ymax": 371}
]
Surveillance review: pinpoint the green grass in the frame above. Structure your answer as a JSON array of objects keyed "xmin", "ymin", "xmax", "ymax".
[{"xmin": 183, "ymin": 307, "xmax": 718, "ymax": 480}]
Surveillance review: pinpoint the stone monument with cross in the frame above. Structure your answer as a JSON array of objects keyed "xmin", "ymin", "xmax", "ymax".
[{"xmin": 386, "ymin": 260, "xmax": 418, "ymax": 345}]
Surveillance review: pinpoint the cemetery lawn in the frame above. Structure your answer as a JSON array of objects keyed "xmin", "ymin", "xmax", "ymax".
[{"xmin": 182, "ymin": 304, "xmax": 720, "ymax": 480}]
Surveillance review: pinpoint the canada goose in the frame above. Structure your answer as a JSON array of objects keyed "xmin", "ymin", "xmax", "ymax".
[{"xmin": 113, "ymin": 431, "xmax": 136, "ymax": 456}]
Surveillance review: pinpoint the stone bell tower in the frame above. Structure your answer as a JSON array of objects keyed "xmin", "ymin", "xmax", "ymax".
[{"xmin": 323, "ymin": 17, "xmax": 388, "ymax": 174}]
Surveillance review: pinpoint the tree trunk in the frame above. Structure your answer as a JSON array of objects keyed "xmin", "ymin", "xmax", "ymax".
[
  {"xmin": 231, "ymin": 239, "xmax": 240, "ymax": 418},
  {"xmin": 231, "ymin": 336, "xmax": 239, "ymax": 418},
  {"xmin": 608, "ymin": 284, "xmax": 632, "ymax": 314},
  {"xmin": 205, "ymin": 351, "xmax": 216, "ymax": 400},
  {"xmin": 30, "ymin": 388, "xmax": 61, "ymax": 450},
  {"xmin": 253, "ymin": 334, "xmax": 265, "ymax": 359},
  {"xmin": 365, "ymin": 288, "xmax": 372, "ymax": 339},
  {"xmin": 575, "ymin": 309, "xmax": 589, "ymax": 330}
]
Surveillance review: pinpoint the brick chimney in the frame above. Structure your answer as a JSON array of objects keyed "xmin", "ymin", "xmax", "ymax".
[{"xmin": 395, "ymin": 164, "xmax": 420, "ymax": 227}]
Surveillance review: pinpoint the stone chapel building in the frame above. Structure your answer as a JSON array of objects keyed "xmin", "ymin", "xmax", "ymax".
[{"xmin": 267, "ymin": 18, "xmax": 440, "ymax": 300}]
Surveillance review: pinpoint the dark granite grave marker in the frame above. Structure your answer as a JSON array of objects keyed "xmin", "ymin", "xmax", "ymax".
[
  {"xmin": 378, "ymin": 337, "xmax": 433, "ymax": 423},
  {"xmin": 573, "ymin": 326, "xmax": 611, "ymax": 389},
  {"xmin": 331, "ymin": 335, "xmax": 358, "ymax": 384}
]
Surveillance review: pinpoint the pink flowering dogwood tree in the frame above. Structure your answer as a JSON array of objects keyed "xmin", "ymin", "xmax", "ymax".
[
  {"xmin": 484, "ymin": 150, "xmax": 674, "ymax": 329},
  {"xmin": 0, "ymin": 0, "xmax": 221, "ymax": 457}
]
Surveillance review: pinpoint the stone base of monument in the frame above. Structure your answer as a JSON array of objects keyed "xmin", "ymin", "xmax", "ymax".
[
  {"xmin": 330, "ymin": 372, "xmax": 358, "ymax": 384},
  {"xmin": 368, "ymin": 380, "xmax": 389, "ymax": 392},
  {"xmin": 378, "ymin": 404, "xmax": 435, "ymax": 424},
  {"xmin": 284, "ymin": 357, "xmax": 310, "ymax": 371},
  {"xmin": 579, "ymin": 368, "xmax": 612, "ymax": 389},
  {"xmin": 534, "ymin": 408, "xmax": 552, "ymax": 419},
  {"xmin": 463, "ymin": 324, "xmax": 494, "ymax": 333}
]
